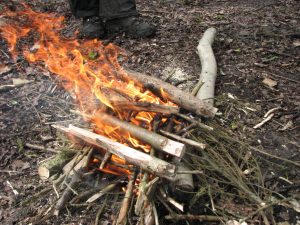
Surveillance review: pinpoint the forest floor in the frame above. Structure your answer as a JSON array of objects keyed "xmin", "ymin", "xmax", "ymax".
[{"xmin": 0, "ymin": 0, "xmax": 299, "ymax": 224}]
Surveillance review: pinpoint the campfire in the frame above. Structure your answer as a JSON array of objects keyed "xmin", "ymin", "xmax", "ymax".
[{"xmin": 1, "ymin": 3, "xmax": 299, "ymax": 225}]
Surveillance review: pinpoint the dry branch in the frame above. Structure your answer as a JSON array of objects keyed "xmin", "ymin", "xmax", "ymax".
[
  {"xmin": 94, "ymin": 113, "xmax": 185, "ymax": 158},
  {"xmin": 54, "ymin": 168, "xmax": 84, "ymax": 216},
  {"xmin": 25, "ymin": 143, "xmax": 58, "ymax": 153},
  {"xmin": 53, "ymin": 124, "xmax": 176, "ymax": 179},
  {"xmin": 99, "ymin": 152, "xmax": 112, "ymax": 169},
  {"xmin": 175, "ymin": 113, "xmax": 214, "ymax": 131},
  {"xmin": 165, "ymin": 214, "xmax": 221, "ymax": 222},
  {"xmin": 0, "ymin": 80, "xmax": 33, "ymax": 93},
  {"xmin": 116, "ymin": 171, "xmax": 137, "ymax": 225},
  {"xmin": 159, "ymin": 130, "xmax": 206, "ymax": 149},
  {"xmin": 124, "ymin": 69, "xmax": 218, "ymax": 118},
  {"xmin": 196, "ymin": 28, "xmax": 217, "ymax": 106}
]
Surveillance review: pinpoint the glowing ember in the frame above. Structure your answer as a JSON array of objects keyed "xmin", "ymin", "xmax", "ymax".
[{"xmin": 0, "ymin": 4, "xmax": 175, "ymax": 155}]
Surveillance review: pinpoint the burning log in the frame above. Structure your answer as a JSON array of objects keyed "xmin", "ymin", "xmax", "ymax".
[
  {"xmin": 112, "ymin": 101, "xmax": 179, "ymax": 115},
  {"xmin": 94, "ymin": 113, "xmax": 185, "ymax": 158},
  {"xmin": 124, "ymin": 69, "xmax": 218, "ymax": 118},
  {"xmin": 102, "ymin": 87, "xmax": 179, "ymax": 114},
  {"xmin": 53, "ymin": 124, "xmax": 176, "ymax": 180}
]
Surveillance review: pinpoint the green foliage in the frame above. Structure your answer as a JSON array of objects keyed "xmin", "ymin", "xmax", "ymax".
[{"xmin": 88, "ymin": 51, "xmax": 98, "ymax": 60}]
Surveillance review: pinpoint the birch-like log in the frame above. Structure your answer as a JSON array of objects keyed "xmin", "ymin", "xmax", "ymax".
[
  {"xmin": 38, "ymin": 149, "xmax": 76, "ymax": 180},
  {"xmin": 93, "ymin": 113, "xmax": 185, "ymax": 158},
  {"xmin": 196, "ymin": 28, "xmax": 217, "ymax": 106},
  {"xmin": 53, "ymin": 125, "xmax": 176, "ymax": 180},
  {"xmin": 124, "ymin": 69, "xmax": 218, "ymax": 118}
]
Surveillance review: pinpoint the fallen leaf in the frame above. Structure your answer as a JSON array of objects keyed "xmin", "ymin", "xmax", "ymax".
[
  {"xmin": 0, "ymin": 65, "xmax": 11, "ymax": 75},
  {"xmin": 263, "ymin": 77, "xmax": 277, "ymax": 88}
]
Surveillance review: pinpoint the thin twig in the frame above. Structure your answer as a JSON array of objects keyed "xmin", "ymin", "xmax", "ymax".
[
  {"xmin": 95, "ymin": 196, "xmax": 108, "ymax": 225},
  {"xmin": 253, "ymin": 113, "xmax": 274, "ymax": 129},
  {"xmin": 249, "ymin": 146, "xmax": 300, "ymax": 168},
  {"xmin": 25, "ymin": 143, "xmax": 58, "ymax": 153},
  {"xmin": 116, "ymin": 169, "xmax": 138, "ymax": 225},
  {"xmin": 160, "ymin": 129, "xmax": 206, "ymax": 149}
]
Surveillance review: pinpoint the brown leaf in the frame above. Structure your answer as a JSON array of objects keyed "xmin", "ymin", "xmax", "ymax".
[{"xmin": 263, "ymin": 77, "xmax": 277, "ymax": 88}]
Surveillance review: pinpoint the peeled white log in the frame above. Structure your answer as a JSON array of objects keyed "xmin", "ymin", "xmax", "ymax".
[
  {"xmin": 53, "ymin": 125, "xmax": 176, "ymax": 180},
  {"xmin": 196, "ymin": 28, "xmax": 217, "ymax": 106}
]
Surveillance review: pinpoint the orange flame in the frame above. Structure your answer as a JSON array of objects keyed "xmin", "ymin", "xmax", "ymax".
[{"xmin": 0, "ymin": 4, "xmax": 174, "ymax": 174}]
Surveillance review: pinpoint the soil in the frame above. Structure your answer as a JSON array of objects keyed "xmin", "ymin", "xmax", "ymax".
[{"xmin": 0, "ymin": 0, "xmax": 299, "ymax": 224}]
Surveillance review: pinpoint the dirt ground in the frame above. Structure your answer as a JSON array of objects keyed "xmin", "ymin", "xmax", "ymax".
[{"xmin": 0, "ymin": 0, "xmax": 299, "ymax": 224}]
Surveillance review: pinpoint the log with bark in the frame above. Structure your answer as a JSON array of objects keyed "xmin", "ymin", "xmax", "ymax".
[
  {"xmin": 123, "ymin": 69, "xmax": 218, "ymax": 118},
  {"xmin": 112, "ymin": 101, "xmax": 179, "ymax": 114},
  {"xmin": 38, "ymin": 148, "xmax": 76, "ymax": 180},
  {"xmin": 102, "ymin": 87, "xmax": 179, "ymax": 114},
  {"xmin": 53, "ymin": 124, "xmax": 176, "ymax": 180}
]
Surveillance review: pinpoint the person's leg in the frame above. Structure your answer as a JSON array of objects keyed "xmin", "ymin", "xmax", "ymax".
[
  {"xmin": 69, "ymin": 0, "xmax": 99, "ymax": 18},
  {"xmin": 69, "ymin": 0, "xmax": 155, "ymax": 39},
  {"xmin": 99, "ymin": 0, "xmax": 156, "ymax": 38},
  {"xmin": 99, "ymin": 0, "xmax": 138, "ymax": 19},
  {"xmin": 68, "ymin": 0, "xmax": 105, "ymax": 39}
]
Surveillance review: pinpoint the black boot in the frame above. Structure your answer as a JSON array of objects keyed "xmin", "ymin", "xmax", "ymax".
[
  {"xmin": 106, "ymin": 16, "xmax": 156, "ymax": 38},
  {"xmin": 80, "ymin": 16, "xmax": 106, "ymax": 39}
]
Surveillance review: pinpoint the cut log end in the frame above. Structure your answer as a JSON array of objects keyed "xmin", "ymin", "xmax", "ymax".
[{"xmin": 162, "ymin": 139, "xmax": 186, "ymax": 158}]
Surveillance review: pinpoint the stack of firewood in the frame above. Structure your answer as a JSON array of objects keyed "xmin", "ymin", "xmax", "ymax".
[{"xmin": 25, "ymin": 28, "xmax": 220, "ymax": 225}]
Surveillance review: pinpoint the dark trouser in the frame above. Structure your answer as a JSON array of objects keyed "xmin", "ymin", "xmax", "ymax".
[{"xmin": 69, "ymin": 0, "xmax": 138, "ymax": 19}]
